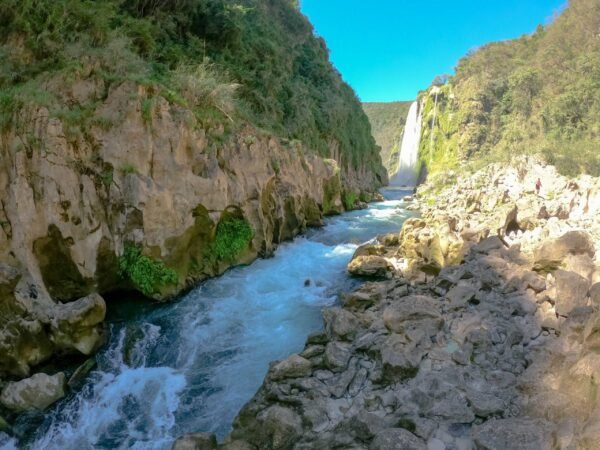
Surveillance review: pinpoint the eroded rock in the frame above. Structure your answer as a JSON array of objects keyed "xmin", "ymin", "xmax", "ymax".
[{"xmin": 0, "ymin": 372, "xmax": 66, "ymax": 412}]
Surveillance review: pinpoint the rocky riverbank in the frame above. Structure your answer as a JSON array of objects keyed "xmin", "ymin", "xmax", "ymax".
[{"xmin": 181, "ymin": 158, "xmax": 600, "ymax": 449}]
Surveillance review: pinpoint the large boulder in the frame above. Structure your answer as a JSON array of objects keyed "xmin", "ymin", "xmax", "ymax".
[
  {"xmin": 50, "ymin": 293, "xmax": 106, "ymax": 355},
  {"xmin": 323, "ymin": 307, "xmax": 360, "ymax": 341},
  {"xmin": 0, "ymin": 372, "xmax": 66, "ymax": 412},
  {"xmin": 348, "ymin": 256, "xmax": 393, "ymax": 279},
  {"xmin": 472, "ymin": 418, "xmax": 554, "ymax": 450},
  {"xmin": 534, "ymin": 231, "xmax": 595, "ymax": 272},
  {"xmin": 172, "ymin": 433, "xmax": 217, "ymax": 450},
  {"xmin": 382, "ymin": 295, "xmax": 443, "ymax": 335},
  {"xmin": 554, "ymin": 270, "xmax": 590, "ymax": 316},
  {"xmin": 255, "ymin": 406, "xmax": 303, "ymax": 450},
  {"xmin": 270, "ymin": 354, "xmax": 312, "ymax": 381}
]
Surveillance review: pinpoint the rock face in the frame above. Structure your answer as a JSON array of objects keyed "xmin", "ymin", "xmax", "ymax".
[
  {"xmin": 179, "ymin": 159, "xmax": 600, "ymax": 449},
  {"xmin": 0, "ymin": 372, "xmax": 66, "ymax": 412},
  {"xmin": 0, "ymin": 81, "xmax": 383, "ymax": 382}
]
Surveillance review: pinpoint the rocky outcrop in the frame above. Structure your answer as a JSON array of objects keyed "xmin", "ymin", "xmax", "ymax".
[
  {"xmin": 181, "ymin": 158, "xmax": 600, "ymax": 449},
  {"xmin": 0, "ymin": 80, "xmax": 383, "ymax": 385},
  {"xmin": 0, "ymin": 372, "xmax": 66, "ymax": 412}
]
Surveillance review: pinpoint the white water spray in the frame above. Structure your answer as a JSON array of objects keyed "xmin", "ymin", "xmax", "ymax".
[{"xmin": 390, "ymin": 101, "xmax": 422, "ymax": 187}]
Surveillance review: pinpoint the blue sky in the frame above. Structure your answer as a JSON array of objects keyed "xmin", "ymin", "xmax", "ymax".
[{"xmin": 300, "ymin": 0, "xmax": 567, "ymax": 102}]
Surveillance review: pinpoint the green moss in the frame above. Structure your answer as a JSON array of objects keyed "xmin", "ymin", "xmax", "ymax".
[
  {"xmin": 118, "ymin": 243, "xmax": 178, "ymax": 296},
  {"xmin": 212, "ymin": 216, "xmax": 253, "ymax": 262}
]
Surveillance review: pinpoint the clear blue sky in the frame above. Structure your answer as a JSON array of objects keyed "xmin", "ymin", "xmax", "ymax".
[{"xmin": 300, "ymin": 0, "xmax": 567, "ymax": 102}]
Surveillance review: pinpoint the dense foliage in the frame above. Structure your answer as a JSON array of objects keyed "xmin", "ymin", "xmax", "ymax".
[
  {"xmin": 362, "ymin": 102, "xmax": 412, "ymax": 174},
  {"xmin": 420, "ymin": 0, "xmax": 600, "ymax": 177},
  {"xmin": 212, "ymin": 216, "xmax": 253, "ymax": 261},
  {"xmin": 118, "ymin": 243, "xmax": 179, "ymax": 296},
  {"xmin": 0, "ymin": 0, "xmax": 382, "ymax": 172}
]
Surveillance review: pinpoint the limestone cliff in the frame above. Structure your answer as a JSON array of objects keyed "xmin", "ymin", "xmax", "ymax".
[
  {"xmin": 0, "ymin": 0, "xmax": 387, "ymax": 383},
  {"xmin": 0, "ymin": 77, "xmax": 384, "ymax": 380}
]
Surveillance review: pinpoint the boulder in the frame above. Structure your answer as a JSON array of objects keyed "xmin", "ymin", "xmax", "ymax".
[
  {"xmin": 172, "ymin": 433, "xmax": 217, "ymax": 450},
  {"xmin": 324, "ymin": 341, "xmax": 352, "ymax": 371},
  {"xmin": 554, "ymin": 270, "xmax": 590, "ymax": 316},
  {"xmin": 382, "ymin": 295, "xmax": 443, "ymax": 335},
  {"xmin": 348, "ymin": 256, "xmax": 393, "ymax": 279},
  {"xmin": 534, "ymin": 231, "xmax": 595, "ymax": 272},
  {"xmin": 590, "ymin": 282, "xmax": 600, "ymax": 307},
  {"xmin": 380, "ymin": 335, "xmax": 422, "ymax": 381},
  {"xmin": 0, "ymin": 372, "xmax": 66, "ymax": 412},
  {"xmin": 369, "ymin": 428, "xmax": 426, "ymax": 450},
  {"xmin": 256, "ymin": 406, "xmax": 303, "ymax": 450},
  {"xmin": 343, "ymin": 291, "xmax": 379, "ymax": 311},
  {"xmin": 50, "ymin": 293, "xmax": 106, "ymax": 355},
  {"xmin": 323, "ymin": 308, "xmax": 360, "ymax": 341},
  {"xmin": 472, "ymin": 418, "xmax": 554, "ymax": 450},
  {"xmin": 445, "ymin": 284, "xmax": 477, "ymax": 309},
  {"xmin": 270, "ymin": 354, "xmax": 312, "ymax": 381},
  {"xmin": 352, "ymin": 243, "xmax": 386, "ymax": 259},
  {"xmin": 563, "ymin": 254, "xmax": 597, "ymax": 282}
]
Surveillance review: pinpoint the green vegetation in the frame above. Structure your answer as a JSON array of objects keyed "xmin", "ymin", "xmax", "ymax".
[
  {"xmin": 0, "ymin": 0, "xmax": 383, "ymax": 175},
  {"xmin": 362, "ymin": 102, "xmax": 412, "ymax": 174},
  {"xmin": 140, "ymin": 97, "xmax": 154, "ymax": 125},
  {"xmin": 343, "ymin": 191, "xmax": 357, "ymax": 210},
  {"xmin": 212, "ymin": 216, "xmax": 253, "ymax": 261},
  {"xmin": 120, "ymin": 163, "xmax": 136, "ymax": 175},
  {"xmin": 420, "ymin": 0, "xmax": 600, "ymax": 178},
  {"xmin": 118, "ymin": 243, "xmax": 178, "ymax": 296}
]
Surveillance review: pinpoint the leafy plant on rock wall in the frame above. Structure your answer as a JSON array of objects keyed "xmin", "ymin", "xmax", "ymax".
[
  {"xmin": 118, "ymin": 243, "xmax": 178, "ymax": 296},
  {"xmin": 212, "ymin": 216, "xmax": 254, "ymax": 262}
]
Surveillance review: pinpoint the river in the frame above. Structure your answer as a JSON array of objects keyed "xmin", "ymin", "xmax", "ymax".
[{"xmin": 2, "ymin": 188, "xmax": 413, "ymax": 450}]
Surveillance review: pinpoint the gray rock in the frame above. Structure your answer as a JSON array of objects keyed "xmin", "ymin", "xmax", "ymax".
[
  {"xmin": 50, "ymin": 293, "xmax": 106, "ymax": 355},
  {"xmin": 381, "ymin": 335, "xmax": 422, "ymax": 381},
  {"xmin": 270, "ymin": 354, "xmax": 312, "ymax": 381},
  {"xmin": 589, "ymin": 282, "xmax": 600, "ymax": 307},
  {"xmin": 172, "ymin": 432, "xmax": 217, "ymax": 450},
  {"xmin": 446, "ymin": 284, "xmax": 476, "ymax": 309},
  {"xmin": 323, "ymin": 308, "xmax": 360, "ymax": 341},
  {"xmin": 324, "ymin": 342, "xmax": 352, "ymax": 371},
  {"xmin": 473, "ymin": 237, "xmax": 505, "ymax": 255},
  {"xmin": 382, "ymin": 295, "xmax": 443, "ymax": 334},
  {"xmin": 472, "ymin": 418, "xmax": 553, "ymax": 450},
  {"xmin": 344, "ymin": 291, "xmax": 379, "ymax": 311},
  {"xmin": 563, "ymin": 253, "xmax": 597, "ymax": 282},
  {"xmin": 369, "ymin": 428, "xmax": 426, "ymax": 450},
  {"xmin": 465, "ymin": 390, "xmax": 505, "ymax": 418},
  {"xmin": 256, "ymin": 405, "xmax": 303, "ymax": 450},
  {"xmin": 533, "ymin": 231, "xmax": 595, "ymax": 271},
  {"xmin": 0, "ymin": 372, "xmax": 66, "ymax": 412},
  {"xmin": 554, "ymin": 269, "xmax": 590, "ymax": 316}
]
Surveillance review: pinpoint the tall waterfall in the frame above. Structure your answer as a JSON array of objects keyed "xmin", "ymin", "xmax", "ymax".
[{"xmin": 390, "ymin": 101, "xmax": 422, "ymax": 187}]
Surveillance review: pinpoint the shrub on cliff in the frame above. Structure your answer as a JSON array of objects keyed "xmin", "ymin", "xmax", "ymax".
[
  {"xmin": 212, "ymin": 216, "xmax": 253, "ymax": 261},
  {"xmin": 0, "ymin": 0, "xmax": 383, "ymax": 176},
  {"xmin": 118, "ymin": 243, "xmax": 178, "ymax": 296}
]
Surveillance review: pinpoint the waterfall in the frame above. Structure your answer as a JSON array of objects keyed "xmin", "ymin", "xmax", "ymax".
[{"xmin": 390, "ymin": 101, "xmax": 422, "ymax": 187}]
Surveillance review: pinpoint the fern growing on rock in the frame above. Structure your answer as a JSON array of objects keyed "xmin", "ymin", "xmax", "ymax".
[{"xmin": 118, "ymin": 243, "xmax": 178, "ymax": 296}]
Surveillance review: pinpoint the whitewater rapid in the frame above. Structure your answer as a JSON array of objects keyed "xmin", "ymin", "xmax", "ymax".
[{"xmin": 2, "ymin": 190, "xmax": 413, "ymax": 450}]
